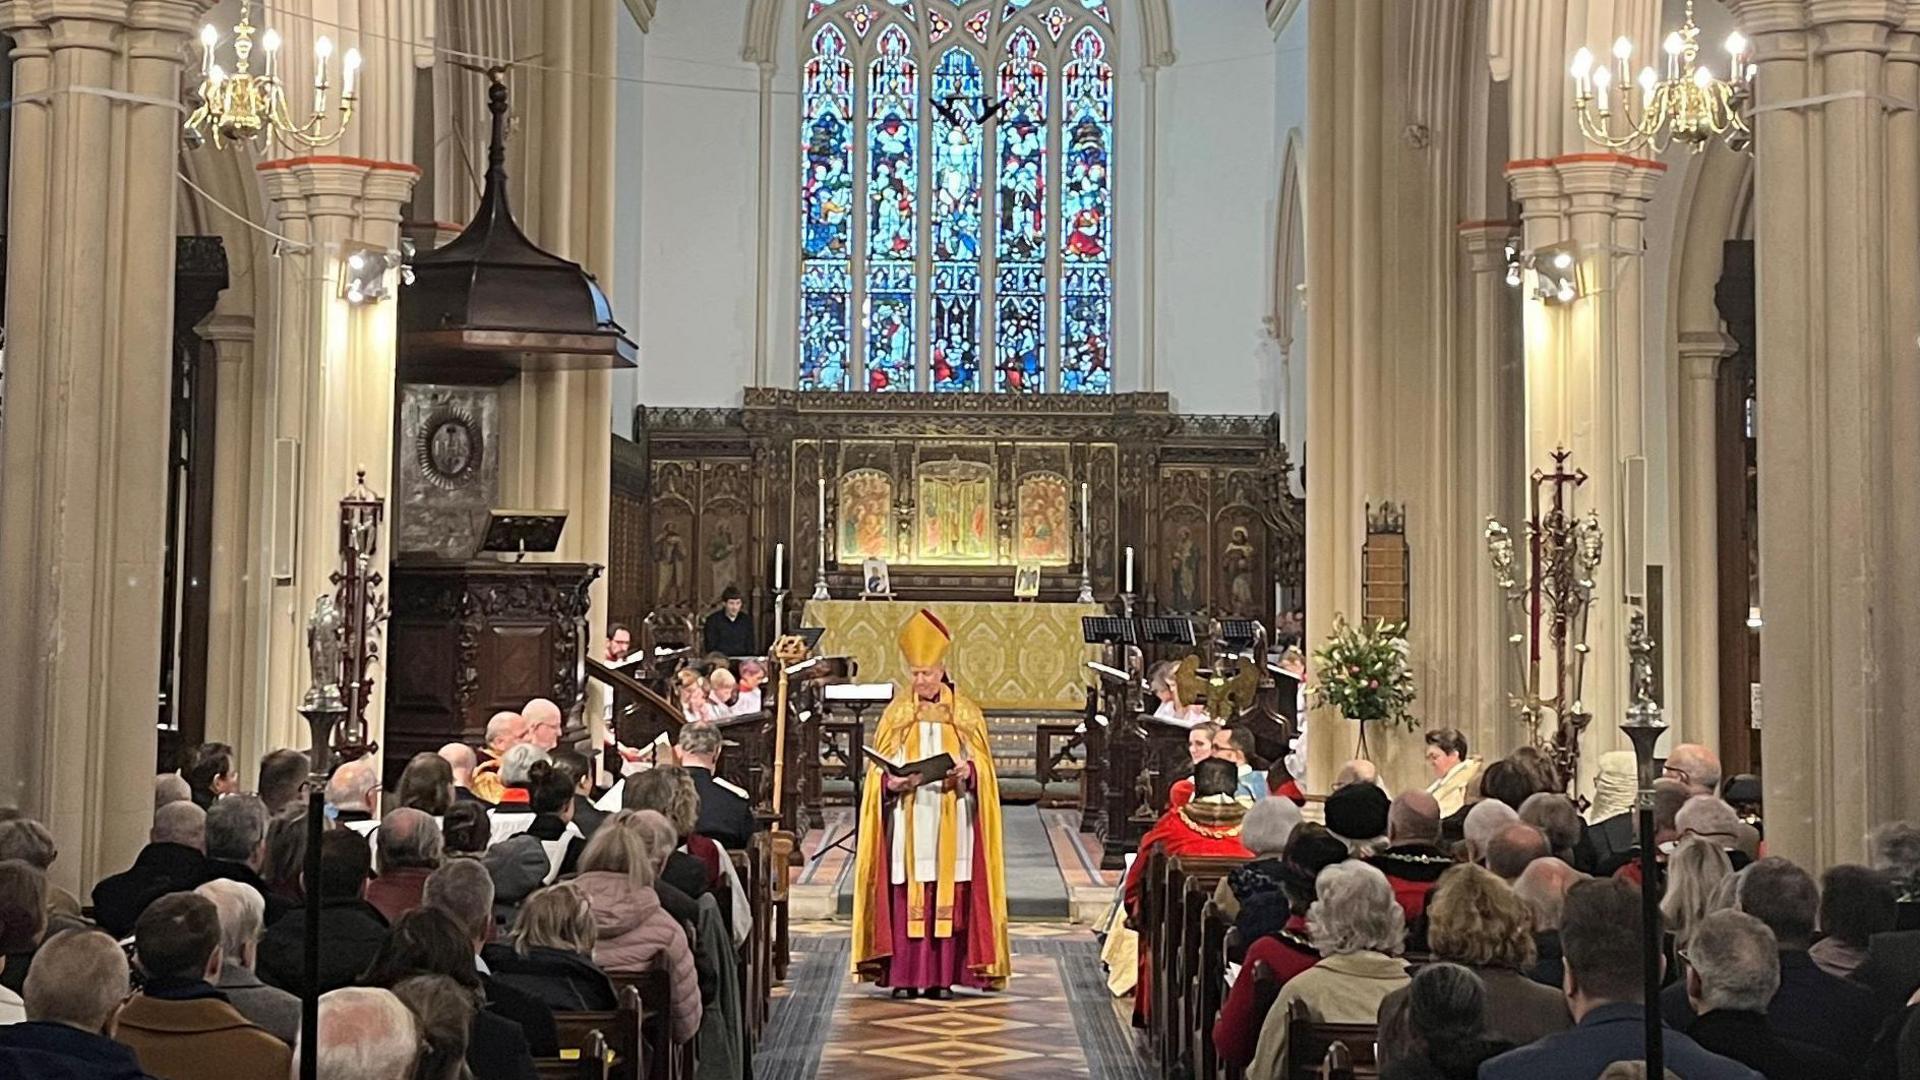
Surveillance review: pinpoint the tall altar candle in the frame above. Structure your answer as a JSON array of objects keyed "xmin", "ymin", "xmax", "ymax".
[
  {"xmin": 1124, "ymin": 546, "xmax": 1134, "ymax": 593},
  {"xmin": 1080, "ymin": 482, "xmax": 1090, "ymax": 560},
  {"xmin": 774, "ymin": 542, "xmax": 785, "ymax": 589},
  {"xmin": 817, "ymin": 477, "xmax": 827, "ymax": 542}
]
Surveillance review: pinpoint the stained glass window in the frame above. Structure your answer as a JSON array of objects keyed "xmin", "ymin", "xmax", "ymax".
[{"xmin": 800, "ymin": 0, "xmax": 1113, "ymax": 394}]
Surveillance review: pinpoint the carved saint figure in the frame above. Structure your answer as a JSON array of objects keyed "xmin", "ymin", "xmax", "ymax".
[
  {"xmin": 1223, "ymin": 526, "xmax": 1256, "ymax": 614},
  {"xmin": 1168, "ymin": 527, "xmax": 1200, "ymax": 611},
  {"xmin": 709, "ymin": 526, "xmax": 740, "ymax": 594},
  {"xmin": 655, "ymin": 523, "xmax": 688, "ymax": 601},
  {"xmin": 303, "ymin": 595, "xmax": 345, "ymax": 710}
]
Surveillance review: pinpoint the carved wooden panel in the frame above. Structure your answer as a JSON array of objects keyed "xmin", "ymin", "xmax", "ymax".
[
  {"xmin": 698, "ymin": 460, "xmax": 751, "ymax": 604},
  {"xmin": 610, "ymin": 435, "xmax": 648, "ymax": 628},
  {"xmin": 621, "ymin": 393, "xmax": 1299, "ymax": 631}
]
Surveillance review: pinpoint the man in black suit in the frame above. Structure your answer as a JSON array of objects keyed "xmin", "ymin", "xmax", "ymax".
[
  {"xmin": 1660, "ymin": 856, "xmax": 1886, "ymax": 1067},
  {"xmin": 676, "ymin": 721, "xmax": 759, "ymax": 851},
  {"xmin": 1682, "ymin": 909, "xmax": 1852, "ymax": 1080},
  {"xmin": 701, "ymin": 586, "xmax": 756, "ymax": 659},
  {"xmin": 92, "ymin": 801, "xmax": 211, "ymax": 938}
]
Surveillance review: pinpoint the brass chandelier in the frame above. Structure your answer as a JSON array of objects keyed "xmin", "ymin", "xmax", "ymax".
[
  {"xmin": 185, "ymin": 1, "xmax": 360, "ymax": 152},
  {"xmin": 1569, "ymin": 0, "xmax": 1751, "ymax": 154}
]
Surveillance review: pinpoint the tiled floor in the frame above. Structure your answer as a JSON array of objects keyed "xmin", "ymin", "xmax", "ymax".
[{"xmin": 761, "ymin": 926, "xmax": 1148, "ymax": 1080}]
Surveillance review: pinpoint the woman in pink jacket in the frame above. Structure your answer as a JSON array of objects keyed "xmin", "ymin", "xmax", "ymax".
[{"xmin": 570, "ymin": 822, "xmax": 703, "ymax": 1044}]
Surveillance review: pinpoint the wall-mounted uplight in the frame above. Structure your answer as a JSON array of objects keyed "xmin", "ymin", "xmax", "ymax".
[
  {"xmin": 340, "ymin": 242, "xmax": 404, "ymax": 305},
  {"xmin": 1502, "ymin": 240, "xmax": 1584, "ymax": 304}
]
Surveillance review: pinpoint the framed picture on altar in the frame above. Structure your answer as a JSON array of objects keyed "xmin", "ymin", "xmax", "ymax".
[
  {"xmin": 1013, "ymin": 561, "xmax": 1042, "ymax": 599},
  {"xmin": 861, "ymin": 558, "xmax": 892, "ymax": 599}
]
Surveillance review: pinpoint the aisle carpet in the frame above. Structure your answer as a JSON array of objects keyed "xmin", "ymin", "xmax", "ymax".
[
  {"xmin": 756, "ymin": 928, "xmax": 1147, "ymax": 1080},
  {"xmin": 832, "ymin": 804, "xmax": 1071, "ymax": 919}
]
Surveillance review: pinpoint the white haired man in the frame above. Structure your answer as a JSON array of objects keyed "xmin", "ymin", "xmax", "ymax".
[
  {"xmin": 524, "ymin": 698, "xmax": 565, "ymax": 753},
  {"xmin": 300, "ymin": 987, "xmax": 419, "ymax": 1080},
  {"xmin": 1681, "ymin": 909, "xmax": 1849, "ymax": 1080},
  {"xmin": 676, "ymin": 722, "xmax": 758, "ymax": 850},
  {"xmin": 365, "ymin": 809, "xmax": 443, "ymax": 924},
  {"xmin": 469, "ymin": 710, "xmax": 529, "ymax": 804},
  {"xmin": 324, "ymin": 757, "xmax": 382, "ymax": 835},
  {"xmin": 194, "ymin": 879, "xmax": 300, "ymax": 1045}
]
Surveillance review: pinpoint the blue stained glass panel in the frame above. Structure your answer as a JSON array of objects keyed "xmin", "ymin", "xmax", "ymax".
[
  {"xmin": 995, "ymin": 29, "xmax": 1047, "ymax": 392},
  {"xmin": 932, "ymin": 264, "xmax": 981, "ymax": 391},
  {"xmin": 1060, "ymin": 27, "xmax": 1112, "ymax": 394},
  {"xmin": 864, "ymin": 25, "xmax": 918, "ymax": 391},
  {"xmin": 931, "ymin": 47, "xmax": 984, "ymax": 392},
  {"xmin": 800, "ymin": 25, "xmax": 854, "ymax": 391}
]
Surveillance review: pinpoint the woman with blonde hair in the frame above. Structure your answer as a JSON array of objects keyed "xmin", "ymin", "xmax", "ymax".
[
  {"xmin": 1661, "ymin": 835, "xmax": 1734, "ymax": 953},
  {"xmin": 483, "ymin": 883, "xmax": 619, "ymax": 1012},
  {"xmin": 1375, "ymin": 864, "xmax": 1570, "ymax": 1070},
  {"xmin": 570, "ymin": 824, "xmax": 702, "ymax": 1043}
]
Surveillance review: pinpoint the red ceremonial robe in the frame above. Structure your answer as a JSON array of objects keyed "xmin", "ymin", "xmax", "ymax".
[{"xmin": 1123, "ymin": 797, "xmax": 1252, "ymax": 1025}]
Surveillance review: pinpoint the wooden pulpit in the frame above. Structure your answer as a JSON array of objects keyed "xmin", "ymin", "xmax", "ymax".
[{"xmin": 384, "ymin": 561, "xmax": 600, "ymax": 783}]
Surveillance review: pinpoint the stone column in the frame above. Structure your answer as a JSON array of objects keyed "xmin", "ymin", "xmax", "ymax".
[
  {"xmin": 257, "ymin": 161, "xmax": 418, "ymax": 753},
  {"xmin": 199, "ymin": 312, "xmax": 262, "ymax": 764},
  {"xmin": 1460, "ymin": 222, "xmax": 1525, "ymax": 760},
  {"xmin": 1727, "ymin": 0, "xmax": 1920, "ymax": 867},
  {"xmin": 0, "ymin": 0, "xmax": 214, "ymax": 893},
  {"xmin": 1674, "ymin": 332, "xmax": 1733, "ymax": 745}
]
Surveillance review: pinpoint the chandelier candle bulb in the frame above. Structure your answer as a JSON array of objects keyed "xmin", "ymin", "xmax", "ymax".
[
  {"xmin": 343, "ymin": 48, "xmax": 361, "ymax": 100},
  {"xmin": 1571, "ymin": 47, "xmax": 1593, "ymax": 95},
  {"xmin": 1594, "ymin": 65, "xmax": 1611, "ymax": 113},
  {"xmin": 261, "ymin": 28, "xmax": 279, "ymax": 80},
  {"xmin": 200, "ymin": 24, "xmax": 217, "ymax": 75}
]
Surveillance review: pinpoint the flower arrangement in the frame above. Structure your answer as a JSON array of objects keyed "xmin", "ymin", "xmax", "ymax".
[{"xmin": 1309, "ymin": 614, "xmax": 1417, "ymax": 731}]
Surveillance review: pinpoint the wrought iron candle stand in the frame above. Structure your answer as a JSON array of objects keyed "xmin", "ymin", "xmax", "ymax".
[
  {"xmin": 1486, "ymin": 447, "xmax": 1604, "ymax": 793},
  {"xmin": 331, "ymin": 469, "xmax": 387, "ymax": 761},
  {"xmin": 1621, "ymin": 607, "xmax": 1668, "ymax": 1076}
]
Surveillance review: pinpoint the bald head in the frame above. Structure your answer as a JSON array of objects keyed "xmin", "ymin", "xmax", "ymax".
[
  {"xmin": 524, "ymin": 698, "xmax": 563, "ymax": 752},
  {"xmin": 154, "ymin": 774, "xmax": 191, "ymax": 811},
  {"xmin": 1666, "ymin": 743, "xmax": 1722, "ymax": 796},
  {"xmin": 152, "ymin": 800, "xmax": 207, "ymax": 853},
  {"xmin": 324, "ymin": 757, "xmax": 380, "ymax": 815},
  {"xmin": 1487, "ymin": 823, "xmax": 1551, "ymax": 881},
  {"xmin": 1334, "ymin": 759, "xmax": 1378, "ymax": 790},
  {"xmin": 437, "ymin": 742, "xmax": 477, "ymax": 783},
  {"xmin": 306, "ymin": 987, "xmax": 418, "ymax": 1080},
  {"xmin": 485, "ymin": 711, "xmax": 528, "ymax": 753},
  {"xmin": 376, "ymin": 808, "xmax": 442, "ymax": 873},
  {"xmin": 1514, "ymin": 856, "xmax": 1585, "ymax": 931},
  {"xmin": 1388, "ymin": 790, "xmax": 1442, "ymax": 845}
]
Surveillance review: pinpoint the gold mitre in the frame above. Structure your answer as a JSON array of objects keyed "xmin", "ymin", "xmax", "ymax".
[{"xmin": 898, "ymin": 608, "xmax": 953, "ymax": 669}]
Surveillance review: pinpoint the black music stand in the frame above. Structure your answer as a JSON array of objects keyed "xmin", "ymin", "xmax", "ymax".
[
  {"xmin": 1217, "ymin": 619, "xmax": 1260, "ymax": 650},
  {"xmin": 481, "ymin": 509, "xmax": 568, "ymax": 562},
  {"xmin": 1081, "ymin": 615, "xmax": 1140, "ymax": 646},
  {"xmin": 809, "ymin": 681, "xmax": 892, "ymax": 869},
  {"xmin": 1141, "ymin": 617, "xmax": 1198, "ymax": 645}
]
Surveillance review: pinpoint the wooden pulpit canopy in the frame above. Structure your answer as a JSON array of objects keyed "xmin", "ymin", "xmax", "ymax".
[{"xmin": 399, "ymin": 70, "xmax": 636, "ymax": 382}]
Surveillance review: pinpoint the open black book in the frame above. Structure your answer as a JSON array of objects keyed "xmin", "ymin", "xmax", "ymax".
[{"xmin": 860, "ymin": 745, "xmax": 957, "ymax": 785}]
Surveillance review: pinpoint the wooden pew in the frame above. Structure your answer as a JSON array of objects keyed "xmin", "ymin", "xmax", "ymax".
[
  {"xmin": 534, "ymin": 1030, "xmax": 612, "ymax": 1080},
  {"xmin": 548, "ymin": 985, "xmax": 644, "ymax": 1080},
  {"xmin": 1132, "ymin": 848, "xmax": 1168, "ymax": 1059},
  {"xmin": 1195, "ymin": 898, "xmax": 1234, "ymax": 1080},
  {"xmin": 1285, "ymin": 1000, "xmax": 1378, "ymax": 1080},
  {"xmin": 1164, "ymin": 855, "xmax": 1249, "ymax": 1080},
  {"xmin": 611, "ymin": 969, "xmax": 693, "ymax": 1080}
]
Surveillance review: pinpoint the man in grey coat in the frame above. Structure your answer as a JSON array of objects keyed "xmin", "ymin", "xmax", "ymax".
[{"xmin": 194, "ymin": 879, "xmax": 301, "ymax": 1045}]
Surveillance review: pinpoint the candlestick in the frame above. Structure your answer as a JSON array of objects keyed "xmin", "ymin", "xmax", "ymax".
[
  {"xmin": 1124, "ymin": 546, "xmax": 1134, "ymax": 594},
  {"xmin": 773, "ymin": 542, "xmax": 785, "ymax": 590},
  {"xmin": 812, "ymin": 475, "xmax": 831, "ymax": 601},
  {"xmin": 1077, "ymin": 482, "xmax": 1094, "ymax": 604}
]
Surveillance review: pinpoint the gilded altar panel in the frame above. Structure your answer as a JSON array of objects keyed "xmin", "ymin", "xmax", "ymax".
[
  {"xmin": 912, "ymin": 455, "xmax": 997, "ymax": 564},
  {"xmin": 801, "ymin": 599, "xmax": 1102, "ymax": 710},
  {"xmin": 1015, "ymin": 472, "xmax": 1072, "ymax": 564},
  {"xmin": 837, "ymin": 469, "xmax": 895, "ymax": 561}
]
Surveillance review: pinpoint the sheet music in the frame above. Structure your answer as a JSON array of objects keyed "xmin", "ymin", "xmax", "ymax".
[
  {"xmin": 1084, "ymin": 660, "xmax": 1132, "ymax": 683},
  {"xmin": 1141, "ymin": 709, "xmax": 1212, "ymax": 731}
]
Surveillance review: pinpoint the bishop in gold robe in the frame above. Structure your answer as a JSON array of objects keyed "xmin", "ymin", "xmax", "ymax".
[{"xmin": 851, "ymin": 609, "xmax": 1012, "ymax": 997}]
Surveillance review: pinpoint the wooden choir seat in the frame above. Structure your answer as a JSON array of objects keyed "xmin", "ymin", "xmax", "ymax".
[
  {"xmin": 534, "ymin": 1030, "xmax": 613, "ymax": 1080},
  {"xmin": 547, "ymin": 985, "xmax": 644, "ymax": 1080},
  {"xmin": 1130, "ymin": 850, "xmax": 1249, "ymax": 1080},
  {"xmin": 1285, "ymin": 1000, "xmax": 1378, "ymax": 1080}
]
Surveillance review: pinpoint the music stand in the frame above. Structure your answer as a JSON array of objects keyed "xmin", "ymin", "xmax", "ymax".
[
  {"xmin": 1141, "ymin": 617, "xmax": 1198, "ymax": 645},
  {"xmin": 1217, "ymin": 619, "xmax": 1259, "ymax": 649},
  {"xmin": 1081, "ymin": 616, "xmax": 1140, "ymax": 646},
  {"xmin": 480, "ymin": 509, "xmax": 568, "ymax": 562},
  {"xmin": 809, "ymin": 681, "xmax": 894, "ymax": 868}
]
